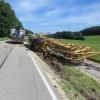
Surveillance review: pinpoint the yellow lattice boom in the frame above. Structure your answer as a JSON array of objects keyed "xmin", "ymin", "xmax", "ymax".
[{"xmin": 29, "ymin": 35, "xmax": 100, "ymax": 63}]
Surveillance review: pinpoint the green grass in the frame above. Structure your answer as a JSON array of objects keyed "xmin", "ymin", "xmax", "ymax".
[
  {"xmin": 61, "ymin": 36, "xmax": 100, "ymax": 62},
  {"xmin": 0, "ymin": 37, "xmax": 9, "ymax": 41},
  {"xmin": 60, "ymin": 66, "xmax": 100, "ymax": 100}
]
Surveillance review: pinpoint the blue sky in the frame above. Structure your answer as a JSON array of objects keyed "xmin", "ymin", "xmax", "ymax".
[{"xmin": 6, "ymin": 0, "xmax": 100, "ymax": 33}]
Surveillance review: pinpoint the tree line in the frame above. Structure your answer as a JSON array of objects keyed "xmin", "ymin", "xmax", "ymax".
[
  {"xmin": 49, "ymin": 31, "xmax": 85, "ymax": 40},
  {"xmin": 47, "ymin": 26, "xmax": 100, "ymax": 40}
]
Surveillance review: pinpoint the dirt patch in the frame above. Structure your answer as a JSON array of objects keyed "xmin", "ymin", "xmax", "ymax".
[{"xmin": 36, "ymin": 51, "xmax": 68, "ymax": 79}]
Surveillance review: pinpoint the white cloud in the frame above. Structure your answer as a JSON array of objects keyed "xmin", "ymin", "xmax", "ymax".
[
  {"xmin": 19, "ymin": 14, "xmax": 44, "ymax": 22},
  {"xmin": 41, "ymin": 2, "xmax": 100, "ymax": 26},
  {"xmin": 17, "ymin": 0, "xmax": 50, "ymax": 12},
  {"xmin": 13, "ymin": 0, "xmax": 50, "ymax": 22},
  {"xmin": 45, "ymin": 8, "xmax": 62, "ymax": 16},
  {"xmin": 61, "ymin": 3, "xmax": 100, "ymax": 25},
  {"xmin": 7, "ymin": 0, "xmax": 100, "ymax": 32},
  {"xmin": 59, "ymin": 13, "xmax": 100, "ymax": 25}
]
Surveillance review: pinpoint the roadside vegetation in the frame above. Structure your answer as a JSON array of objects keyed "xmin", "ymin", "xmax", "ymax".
[
  {"xmin": 60, "ymin": 66, "xmax": 100, "ymax": 100},
  {"xmin": 0, "ymin": 37, "xmax": 9, "ymax": 41}
]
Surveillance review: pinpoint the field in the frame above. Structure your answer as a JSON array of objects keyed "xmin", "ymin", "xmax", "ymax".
[{"xmin": 61, "ymin": 36, "xmax": 100, "ymax": 62}]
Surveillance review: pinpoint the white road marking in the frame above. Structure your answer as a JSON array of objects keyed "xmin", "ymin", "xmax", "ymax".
[{"xmin": 29, "ymin": 52, "xmax": 58, "ymax": 100}]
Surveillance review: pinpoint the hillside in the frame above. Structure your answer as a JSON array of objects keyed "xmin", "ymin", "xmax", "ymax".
[
  {"xmin": 0, "ymin": 0, "xmax": 23, "ymax": 37},
  {"xmin": 81, "ymin": 26, "xmax": 100, "ymax": 36}
]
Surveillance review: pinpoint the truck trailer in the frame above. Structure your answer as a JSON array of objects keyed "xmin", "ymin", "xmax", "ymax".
[{"xmin": 10, "ymin": 28, "xmax": 25, "ymax": 43}]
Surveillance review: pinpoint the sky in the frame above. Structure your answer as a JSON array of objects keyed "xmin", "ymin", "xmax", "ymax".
[{"xmin": 6, "ymin": 0, "xmax": 100, "ymax": 33}]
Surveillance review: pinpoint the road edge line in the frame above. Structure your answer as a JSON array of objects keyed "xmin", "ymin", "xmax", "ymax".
[{"xmin": 29, "ymin": 51, "xmax": 58, "ymax": 100}]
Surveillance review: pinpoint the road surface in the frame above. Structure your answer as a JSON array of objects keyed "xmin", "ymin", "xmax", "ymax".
[
  {"xmin": 78, "ymin": 61, "xmax": 100, "ymax": 79},
  {"xmin": 0, "ymin": 42, "xmax": 60, "ymax": 100}
]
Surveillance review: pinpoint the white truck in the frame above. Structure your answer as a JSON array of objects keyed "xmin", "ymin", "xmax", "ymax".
[{"xmin": 10, "ymin": 28, "xmax": 25, "ymax": 43}]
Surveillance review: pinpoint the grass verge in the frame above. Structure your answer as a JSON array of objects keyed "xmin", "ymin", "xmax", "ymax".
[
  {"xmin": 60, "ymin": 66, "xmax": 100, "ymax": 100},
  {"xmin": 0, "ymin": 37, "xmax": 9, "ymax": 41}
]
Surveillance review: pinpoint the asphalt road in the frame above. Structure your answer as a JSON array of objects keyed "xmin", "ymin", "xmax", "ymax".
[{"xmin": 0, "ymin": 42, "xmax": 60, "ymax": 100}]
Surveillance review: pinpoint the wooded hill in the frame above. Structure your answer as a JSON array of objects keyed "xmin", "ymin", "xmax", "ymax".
[
  {"xmin": 81, "ymin": 26, "xmax": 100, "ymax": 36},
  {"xmin": 0, "ymin": 0, "xmax": 23, "ymax": 37}
]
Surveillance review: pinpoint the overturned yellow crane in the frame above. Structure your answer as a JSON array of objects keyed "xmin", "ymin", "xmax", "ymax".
[{"xmin": 29, "ymin": 36, "xmax": 100, "ymax": 63}]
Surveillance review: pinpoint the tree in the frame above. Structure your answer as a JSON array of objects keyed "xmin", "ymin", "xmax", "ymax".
[
  {"xmin": 25, "ymin": 29, "xmax": 34, "ymax": 35},
  {"xmin": 50, "ymin": 31, "xmax": 85, "ymax": 40},
  {"xmin": 0, "ymin": 1, "xmax": 23, "ymax": 37}
]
